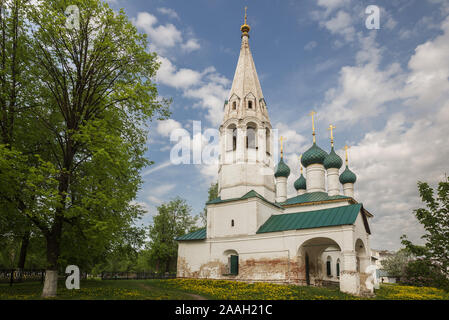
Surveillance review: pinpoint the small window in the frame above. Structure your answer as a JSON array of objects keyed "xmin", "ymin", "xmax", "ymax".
[
  {"xmin": 232, "ymin": 128, "xmax": 237, "ymax": 151},
  {"xmin": 326, "ymin": 261, "xmax": 332, "ymax": 277},
  {"xmin": 248, "ymin": 101, "xmax": 252, "ymax": 109},
  {"xmin": 231, "ymin": 219, "xmax": 234, "ymax": 227},
  {"xmin": 232, "ymin": 101, "xmax": 236, "ymax": 110},
  {"xmin": 336, "ymin": 261, "xmax": 340, "ymax": 278}
]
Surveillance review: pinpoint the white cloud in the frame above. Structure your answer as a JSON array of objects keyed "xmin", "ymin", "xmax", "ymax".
[
  {"xmin": 318, "ymin": 33, "xmax": 405, "ymax": 124},
  {"xmin": 142, "ymin": 160, "xmax": 173, "ymax": 176},
  {"xmin": 181, "ymin": 38, "xmax": 201, "ymax": 52},
  {"xmin": 156, "ymin": 56, "xmax": 230, "ymax": 127},
  {"xmin": 314, "ymin": 16, "xmax": 449, "ymax": 250},
  {"xmin": 304, "ymin": 41, "xmax": 317, "ymax": 51},
  {"xmin": 152, "ymin": 183, "xmax": 176, "ymax": 196},
  {"xmin": 133, "ymin": 11, "xmax": 201, "ymax": 55},
  {"xmin": 157, "ymin": 7, "xmax": 180, "ymax": 20},
  {"xmin": 156, "ymin": 119, "xmax": 183, "ymax": 137},
  {"xmin": 322, "ymin": 10, "xmax": 356, "ymax": 42},
  {"xmin": 156, "ymin": 56, "xmax": 203, "ymax": 89},
  {"xmin": 134, "ymin": 12, "xmax": 182, "ymax": 50},
  {"xmin": 184, "ymin": 81, "xmax": 229, "ymax": 127},
  {"xmin": 317, "ymin": 0, "xmax": 351, "ymax": 17}
]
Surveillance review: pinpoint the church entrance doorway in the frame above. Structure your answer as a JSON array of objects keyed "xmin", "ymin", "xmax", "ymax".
[{"xmin": 298, "ymin": 237, "xmax": 342, "ymax": 287}]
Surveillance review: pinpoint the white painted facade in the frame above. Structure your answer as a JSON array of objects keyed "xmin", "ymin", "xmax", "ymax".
[{"xmin": 177, "ymin": 21, "xmax": 375, "ymax": 296}]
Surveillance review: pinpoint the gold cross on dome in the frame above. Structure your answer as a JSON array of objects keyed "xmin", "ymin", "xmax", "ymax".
[
  {"xmin": 309, "ymin": 111, "xmax": 317, "ymax": 143},
  {"xmin": 344, "ymin": 145, "xmax": 351, "ymax": 165},
  {"xmin": 328, "ymin": 124, "xmax": 336, "ymax": 147},
  {"xmin": 299, "ymin": 154, "xmax": 303, "ymax": 174},
  {"xmin": 244, "ymin": 7, "xmax": 248, "ymax": 24},
  {"xmin": 280, "ymin": 136, "xmax": 286, "ymax": 158}
]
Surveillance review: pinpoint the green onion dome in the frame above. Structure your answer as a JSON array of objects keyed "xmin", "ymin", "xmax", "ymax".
[
  {"xmin": 274, "ymin": 158, "xmax": 290, "ymax": 178},
  {"xmin": 294, "ymin": 174, "xmax": 306, "ymax": 190},
  {"xmin": 339, "ymin": 166, "xmax": 357, "ymax": 184},
  {"xmin": 324, "ymin": 147, "xmax": 343, "ymax": 169},
  {"xmin": 301, "ymin": 143, "xmax": 328, "ymax": 167}
]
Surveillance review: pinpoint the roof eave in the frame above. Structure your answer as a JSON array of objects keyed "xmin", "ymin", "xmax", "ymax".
[{"xmin": 280, "ymin": 197, "xmax": 356, "ymax": 208}]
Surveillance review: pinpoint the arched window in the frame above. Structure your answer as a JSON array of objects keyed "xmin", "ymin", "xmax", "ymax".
[
  {"xmin": 336, "ymin": 259, "xmax": 340, "ymax": 278},
  {"xmin": 231, "ymin": 219, "xmax": 234, "ymax": 227},
  {"xmin": 232, "ymin": 101, "xmax": 236, "ymax": 110},
  {"xmin": 266, "ymin": 129, "xmax": 271, "ymax": 155},
  {"xmin": 248, "ymin": 100, "xmax": 253, "ymax": 109},
  {"xmin": 246, "ymin": 125, "xmax": 256, "ymax": 149},
  {"xmin": 226, "ymin": 125, "xmax": 237, "ymax": 152},
  {"xmin": 326, "ymin": 256, "xmax": 332, "ymax": 277}
]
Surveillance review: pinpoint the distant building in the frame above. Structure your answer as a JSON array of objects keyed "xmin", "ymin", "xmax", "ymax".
[{"xmin": 371, "ymin": 249, "xmax": 397, "ymax": 284}]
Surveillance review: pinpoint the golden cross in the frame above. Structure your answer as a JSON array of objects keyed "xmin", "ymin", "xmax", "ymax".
[
  {"xmin": 299, "ymin": 155, "xmax": 303, "ymax": 174},
  {"xmin": 280, "ymin": 136, "xmax": 286, "ymax": 158},
  {"xmin": 344, "ymin": 145, "xmax": 350, "ymax": 165},
  {"xmin": 244, "ymin": 7, "xmax": 248, "ymax": 24},
  {"xmin": 309, "ymin": 111, "xmax": 317, "ymax": 143},
  {"xmin": 328, "ymin": 124, "xmax": 336, "ymax": 147}
]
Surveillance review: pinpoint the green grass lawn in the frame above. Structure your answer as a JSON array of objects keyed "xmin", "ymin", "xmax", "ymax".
[{"xmin": 0, "ymin": 279, "xmax": 448, "ymax": 300}]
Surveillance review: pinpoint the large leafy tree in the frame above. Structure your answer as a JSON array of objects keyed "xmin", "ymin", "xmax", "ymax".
[
  {"xmin": 148, "ymin": 197, "xmax": 197, "ymax": 273},
  {"xmin": 401, "ymin": 179, "xmax": 449, "ymax": 282},
  {"xmin": 381, "ymin": 248, "xmax": 413, "ymax": 279},
  {"xmin": 0, "ymin": 0, "xmax": 39, "ymax": 274},
  {"xmin": 4, "ymin": 0, "xmax": 170, "ymax": 297}
]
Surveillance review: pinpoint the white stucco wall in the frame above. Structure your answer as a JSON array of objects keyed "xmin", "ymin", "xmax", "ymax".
[
  {"xmin": 306, "ymin": 164, "xmax": 326, "ymax": 193},
  {"xmin": 327, "ymin": 168, "xmax": 341, "ymax": 196}
]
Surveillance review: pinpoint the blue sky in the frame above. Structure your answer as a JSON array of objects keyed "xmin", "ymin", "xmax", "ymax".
[{"xmin": 107, "ymin": 0, "xmax": 449, "ymax": 251}]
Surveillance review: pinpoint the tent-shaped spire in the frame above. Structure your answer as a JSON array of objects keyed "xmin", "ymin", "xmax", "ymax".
[{"xmin": 228, "ymin": 15, "xmax": 264, "ymax": 103}]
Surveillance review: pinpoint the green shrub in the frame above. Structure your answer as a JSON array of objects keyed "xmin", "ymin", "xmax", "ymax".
[{"xmin": 401, "ymin": 259, "xmax": 449, "ymax": 291}]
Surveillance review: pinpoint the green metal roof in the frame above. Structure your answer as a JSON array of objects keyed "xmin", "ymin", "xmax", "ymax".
[
  {"xmin": 176, "ymin": 228, "xmax": 206, "ymax": 241},
  {"xmin": 274, "ymin": 158, "xmax": 290, "ymax": 178},
  {"xmin": 324, "ymin": 147, "xmax": 343, "ymax": 169},
  {"xmin": 294, "ymin": 174, "xmax": 306, "ymax": 190},
  {"xmin": 301, "ymin": 143, "xmax": 328, "ymax": 167},
  {"xmin": 256, "ymin": 204, "xmax": 362, "ymax": 234},
  {"xmin": 206, "ymin": 190, "xmax": 283, "ymax": 209},
  {"xmin": 280, "ymin": 191, "xmax": 351, "ymax": 206},
  {"xmin": 340, "ymin": 165, "xmax": 357, "ymax": 184}
]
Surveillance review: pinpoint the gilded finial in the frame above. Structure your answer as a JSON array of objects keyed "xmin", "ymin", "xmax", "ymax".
[
  {"xmin": 309, "ymin": 111, "xmax": 317, "ymax": 143},
  {"xmin": 245, "ymin": 6, "xmax": 247, "ymax": 24},
  {"xmin": 280, "ymin": 136, "xmax": 286, "ymax": 159},
  {"xmin": 328, "ymin": 124, "xmax": 336, "ymax": 147},
  {"xmin": 299, "ymin": 155, "xmax": 303, "ymax": 174},
  {"xmin": 240, "ymin": 7, "xmax": 250, "ymax": 36},
  {"xmin": 344, "ymin": 145, "xmax": 350, "ymax": 166}
]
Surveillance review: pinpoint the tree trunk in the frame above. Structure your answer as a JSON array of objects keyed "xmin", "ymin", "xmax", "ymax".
[
  {"xmin": 17, "ymin": 229, "xmax": 31, "ymax": 281},
  {"xmin": 41, "ymin": 224, "xmax": 62, "ymax": 298},
  {"xmin": 42, "ymin": 270, "xmax": 58, "ymax": 298},
  {"xmin": 165, "ymin": 258, "xmax": 170, "ymax": 273}
]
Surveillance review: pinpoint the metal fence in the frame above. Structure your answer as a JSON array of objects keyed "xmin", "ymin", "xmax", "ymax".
[
  {"xmin": 0, "ymin": 269, "xmax": 45, "ymax": 285},
  {"xmin": 0, "ymin": 269, "xmax": 175, "ymax": 285},
  {"xmin": 101, "ymin": 272, "xmax": 176, "ymax": 280},
  {"xmin": 0, "ymin": 269, "xmax": 89, "ymax": 286}
]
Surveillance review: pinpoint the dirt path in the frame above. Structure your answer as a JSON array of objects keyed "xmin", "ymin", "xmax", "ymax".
[{"xmin": 137, "ymin": 283, "xmax": 208, "ymax": 300}]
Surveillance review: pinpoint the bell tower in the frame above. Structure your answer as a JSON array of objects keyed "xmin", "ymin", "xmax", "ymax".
[{"xmin": 218, "ymin": 8, "xmax": 275, "ymax": 201}]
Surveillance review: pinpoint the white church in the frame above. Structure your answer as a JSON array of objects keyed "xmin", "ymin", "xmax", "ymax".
[{"xmin": 176, "ymin": 13, "xmax": 374, "ymax": 296}]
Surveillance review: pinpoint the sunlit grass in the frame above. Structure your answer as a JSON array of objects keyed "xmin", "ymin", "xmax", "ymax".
[{"xmin": 1, "ymin": 279, "xmax": 448, "ymax": 300}]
